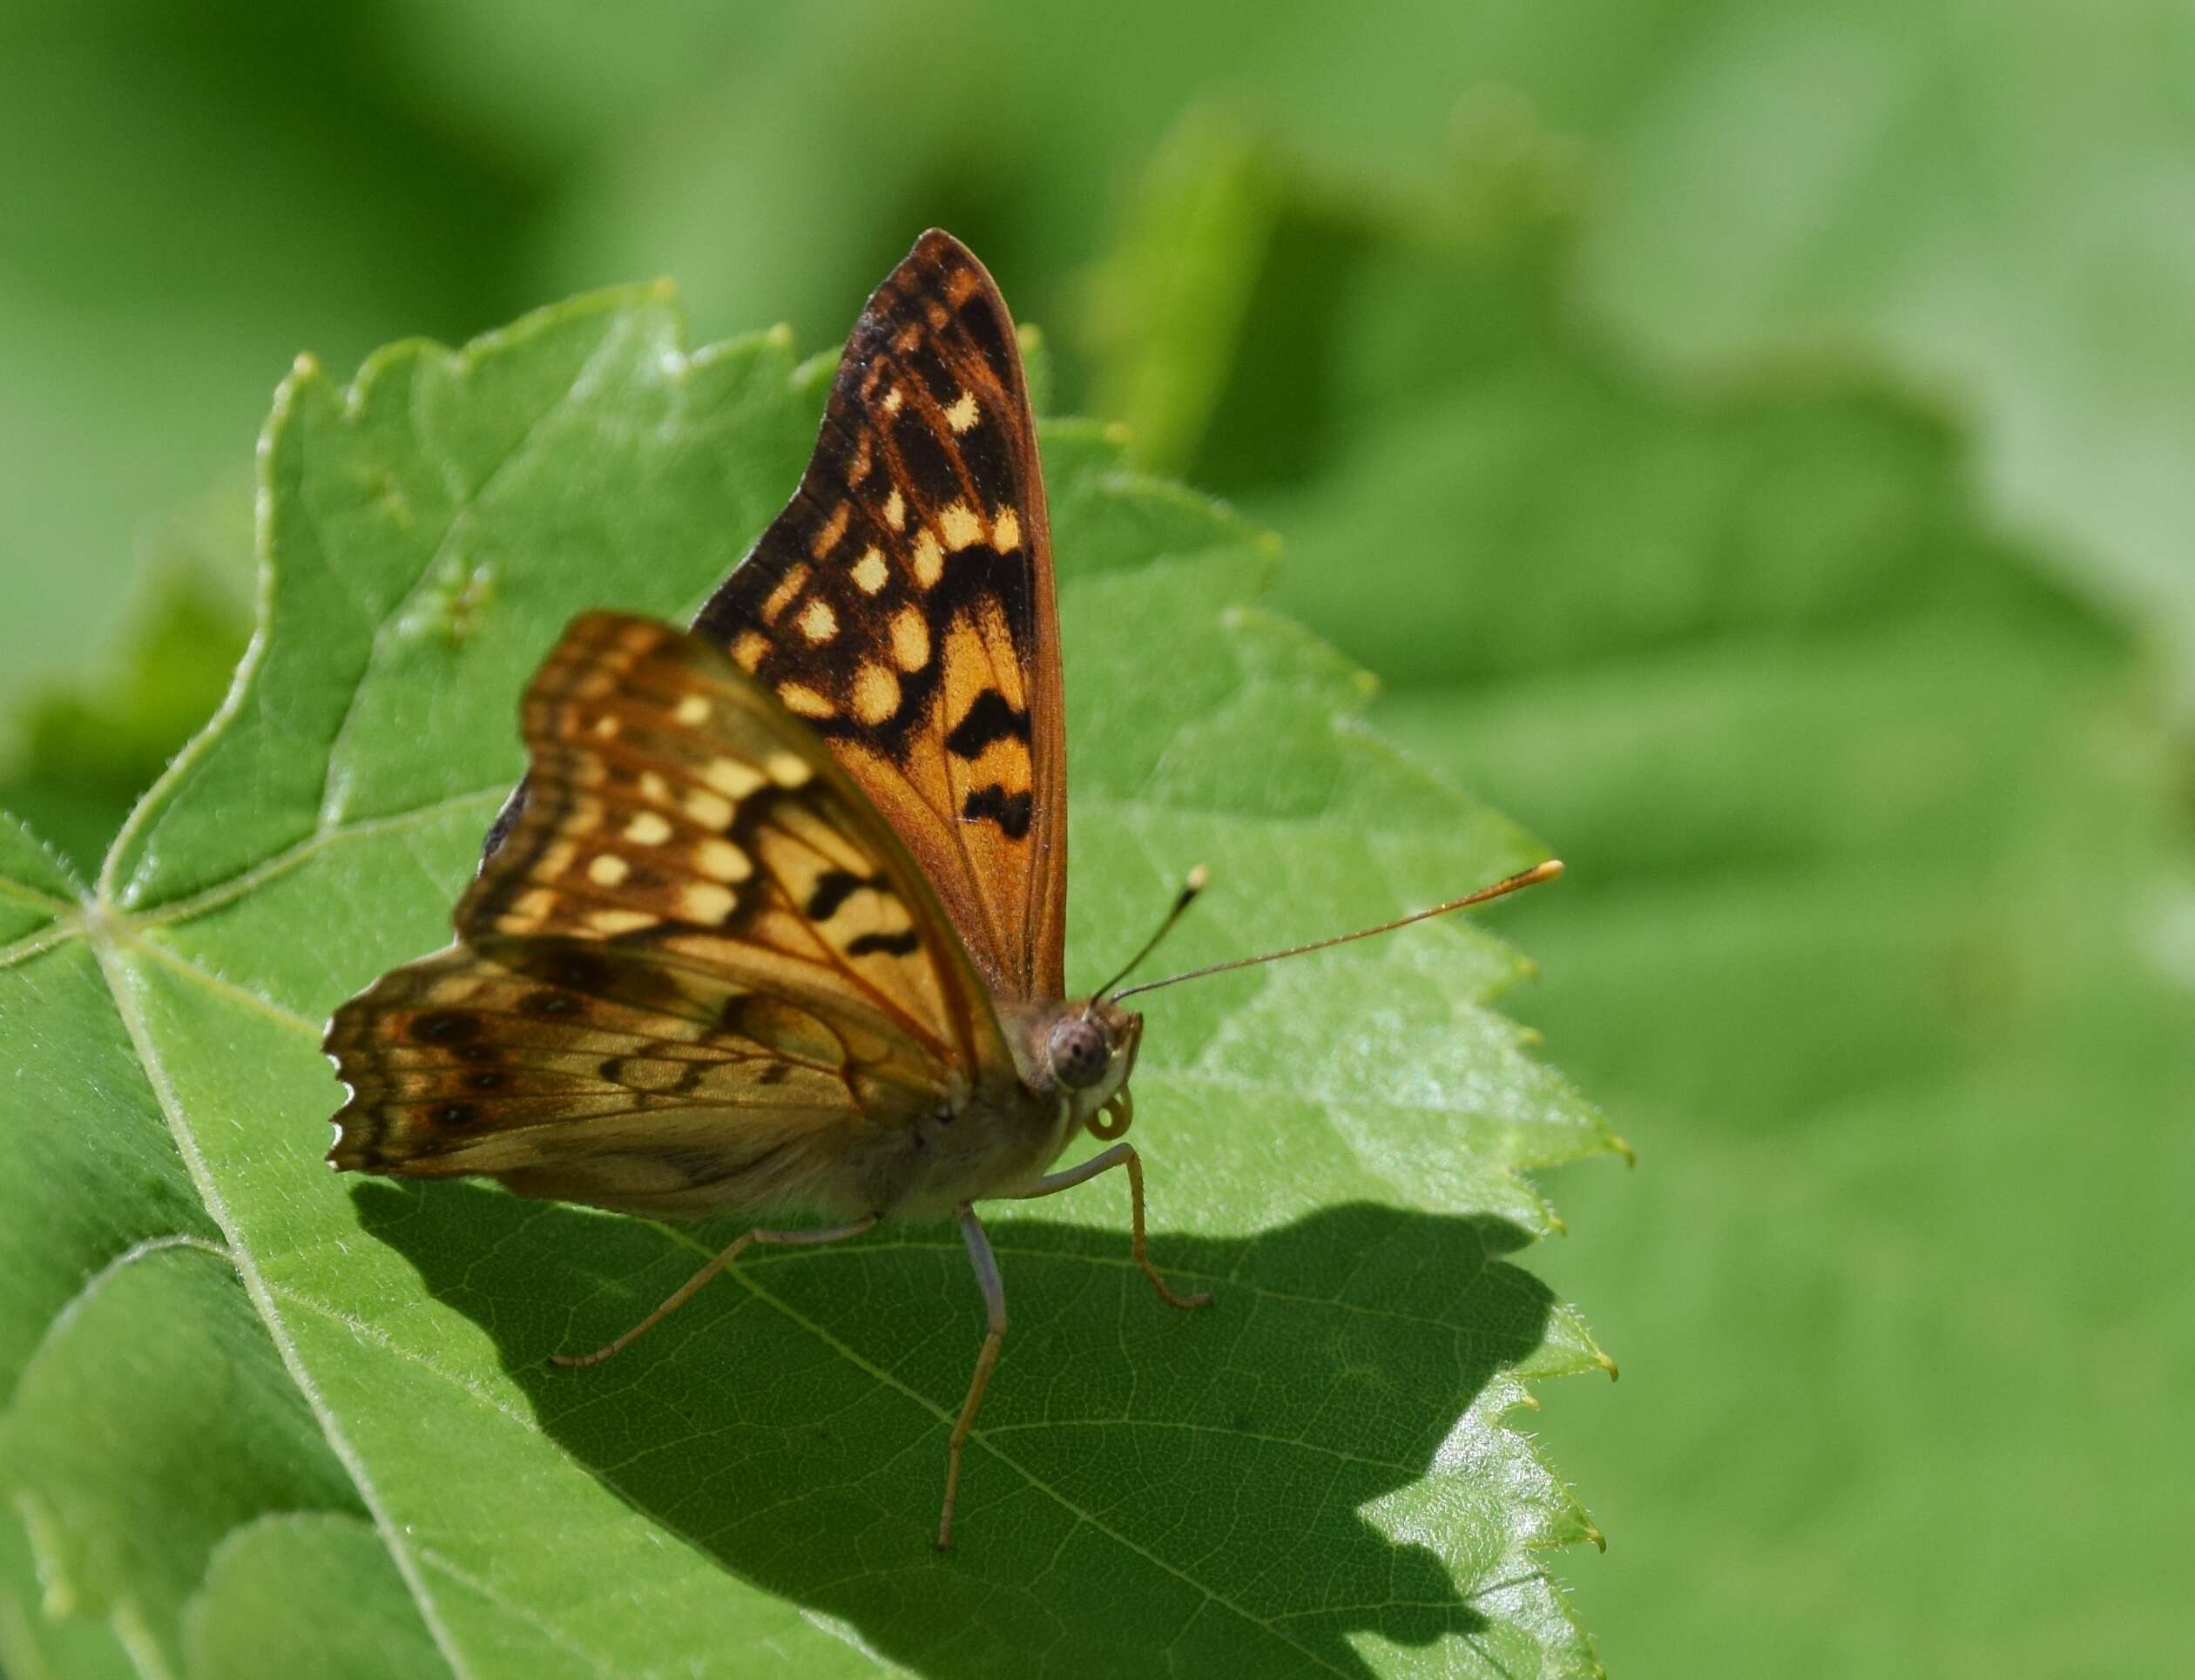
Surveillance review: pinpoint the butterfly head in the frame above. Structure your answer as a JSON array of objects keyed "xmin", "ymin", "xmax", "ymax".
[{"xmin": 1042, "ymin": 997, "xmax": 1142, "ymax": 1139}]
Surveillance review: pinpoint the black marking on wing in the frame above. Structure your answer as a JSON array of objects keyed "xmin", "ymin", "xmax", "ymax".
[
  {"xmin": 806, "ymin": 869, "xmax": 875, "ymax": 920},
  {"xmin": 410, "ymin": 1011, "xmax": 481, "ymax": 1045},
  {"xmin": 846, "ymin": 928, "xmax": 922, "ymax": 958},
  {"xmin": 962, "ymin": 786, "xmax": 1033, "ymax": 840},
  {"xmin": 944, "ymin": 689, "xmax": 1030, "ymax": 759}
]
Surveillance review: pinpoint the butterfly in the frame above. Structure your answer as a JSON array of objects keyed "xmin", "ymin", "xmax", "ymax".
[{"xmin": 323, "ymin": 229, "xmax": 1559, "ymax": 1548}]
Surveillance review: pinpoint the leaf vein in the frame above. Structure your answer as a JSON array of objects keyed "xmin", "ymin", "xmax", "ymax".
[
  {"xmin": 625, "ymin": 1218, "xmax": 1352, "ymax": 1677},
  {"xmin": 315, "ymin": 330, "xmax": 626, "ymax": 829}
]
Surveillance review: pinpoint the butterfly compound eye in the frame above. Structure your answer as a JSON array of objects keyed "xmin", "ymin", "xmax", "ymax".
[{"xmin": 1046, "ymin": 1016, "xmax": 1110, "ymax": 1090}]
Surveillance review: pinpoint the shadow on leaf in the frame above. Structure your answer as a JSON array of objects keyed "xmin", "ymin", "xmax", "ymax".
[{"xmin": 358, "ymin": 1179, "xmax": 1557, "ymax": 1677}]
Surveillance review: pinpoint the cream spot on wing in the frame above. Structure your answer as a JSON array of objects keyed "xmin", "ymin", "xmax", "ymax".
[
  {"xmin": 890, "ymin": 604, "xmax": 930, "ymax": 671},
  {"xmin": 588, "ymin": 853, "xmax": 631, "ymax": 887},
  {"xmin": 777, "ymin": 681, "xmax": 834, "ymax": 719},
  {"xmin": 618, "ymin": 1061, "xmax": 685, "ymax": 1094},
  {"xmin": 810, "ymin": 500, "xmax": 851, "ymax": 558},
  {"xmin": 591, "ymin": 908, "xmax": 658, "ymax": 934},
  {"xmin": 912, "ymin": 529, "xmax": 944, "ymax": 587},
  {"xmin": 883, "ymin": 489, "xmax": 906, "ymax": 531},
  {"xmin": 766, "ymin": 751, "xmax": 812, "ymax": 787},
  {"xmin": 679, "ymin": 883, "xmax": 736, "ymax": 923},
  {"xmin": 976, "ymin": 596, "xmax": 1027, "ymax": 711},
  {"xmin": 945, "ymin": 267, "xmax": 977, "ymax": 306},
  {"xmin": 685, "ymin": 788, "xmax": 733, "ymax": 829},
  {"xmin": 673, "ymin": 693, "xmax": 710, "ymax": 725},
  {"xmin": 882, "ymin": 386, "xmax": 904, "ymax": 415},
  {"xmin": 733, "ymin": 631, "xmax": 769, "ymax": 671},
  {"xmin": 945, "ymin": 389, "xmax": 979, "ymax": 432},
  {"xmin": 625, "ymin": 811, "xmax": 673, "ymax": 846},
  {"xmin": 638, "ymin": 772, "xmax": 671, "ymax": 803},
  {"xmin": 799, "ymin": 598, "xmax": 839, "ymax": 644},
  {"xmin": 591, "ymin": 714, "xmax": 621, "ymax": 738},
  {"xmin": 615, "ymin": 622, "xmax": 660, "ymax": 653},
  {"xmin": 696, "ymin": 838, "xmax": 753, "ymax": 881},
  {"xmin": 992, "ymin": 507, "xmax": 1021, "ymax": 552},
  {"xmin": 761, "ymin": 563, "xmax": 810, "ymax": 624},
  {"xmin": 853, "ymin": 663, "xmax": 901, "ymax": 725},
  {"xmin": 513, "ymin": 888, "xmax": 557, "ymax": 922},
  {"xmin": 852, "ymin": 548, "xmax": 888, "ymax": 594},
  {"xmin": 706, "ymin": 757, "xmax": 766, "ymax": 798},
  {"xmin": 939, "ymin": 502, "xmax": 982, "ymax": 550}
]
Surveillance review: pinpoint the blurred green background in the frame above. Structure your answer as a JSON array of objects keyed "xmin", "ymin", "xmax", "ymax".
[{"xmin": 5, "ymin": 3, "xmax": 2191, "ymax": 1672}]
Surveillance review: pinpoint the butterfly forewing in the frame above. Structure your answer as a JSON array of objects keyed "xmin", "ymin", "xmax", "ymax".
[
  {"xmin": 325, "ymin": 611, "xmax": 1018, "ymax": 1218},
  {"xmin": 462, "ymin": 613, "xmax": 996, "ymax": 1062},
  {"xmin": 691, "ymin": 230, "xmax": 1067, "ymax": 1003}
]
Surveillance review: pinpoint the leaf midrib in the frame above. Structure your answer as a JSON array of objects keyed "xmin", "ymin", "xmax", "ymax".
[{"xmin": 82, "ymin": 927, "xmax": 478, "ymax": 1679}]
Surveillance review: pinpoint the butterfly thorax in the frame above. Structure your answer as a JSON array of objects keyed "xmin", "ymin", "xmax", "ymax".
[{"xmin": 876, "ymin": 996, "xmax": 1138, "ymax": 1223}]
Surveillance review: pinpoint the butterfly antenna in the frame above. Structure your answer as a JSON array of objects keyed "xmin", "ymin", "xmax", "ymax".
[
  {"xmin": 1091, "ymin": 866, "xmax": 1211, "ymax": 1007},
  {"xmin": 1112, "ymin": 860, "xmax": 1564, "ymax": 1002}
]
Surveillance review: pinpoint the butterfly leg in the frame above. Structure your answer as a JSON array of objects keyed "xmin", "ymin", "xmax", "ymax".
[
  {"xmin": 938, "ymin": 1203, "xmax": 1008, "ymax": 1551},
  {"xmin": 550, "ymin": 1214, "xmax": 878, "ymax": 1369},
  {"xmin": 1008, "ymin": 1144, "xmax": 1213, "ymax": 1312}
]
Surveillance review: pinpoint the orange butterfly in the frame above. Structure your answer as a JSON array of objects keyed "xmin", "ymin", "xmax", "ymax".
[{"xmin": 323, "ymin": 231, "xmax": 1558, "ymax": 1548}]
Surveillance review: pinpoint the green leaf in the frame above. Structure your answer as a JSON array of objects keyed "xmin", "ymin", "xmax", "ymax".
[
  {"xmin": 1098, "ymin": 123, "xmax": 2195, "ymax": 1673},
  {"xmin": 2, "ymin": 289, "xmax": 1617, "ymax": 1677}
]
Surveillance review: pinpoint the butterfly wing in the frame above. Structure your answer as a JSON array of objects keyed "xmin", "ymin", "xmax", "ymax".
[
  {"xmin": 326, "ymin": 611, "xmax": 1021, "ymax": 1220},
  {"xmin": 688, "ymin": 229, "xmax": 1067, "ymax": 1003}
]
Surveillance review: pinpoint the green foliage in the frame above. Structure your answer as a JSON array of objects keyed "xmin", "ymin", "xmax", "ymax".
[
  {"xmin": 0, "ymin": 292, "xmax": 1618, "ymax": 1677},
  {"xmin": 24, "ymin": 3, "xmax": 2195, "ymax": 706},
  {"xmin": 10, "ymin": 4, "xmax": 2195, "ymax": 1673},
  {"xmin": 1098, "ymin": 122, "xmax": 2195, "ymax": 1675},
  {"xmin": 0, "ymin": 563, "xmax": 249, "ymax": 877}
]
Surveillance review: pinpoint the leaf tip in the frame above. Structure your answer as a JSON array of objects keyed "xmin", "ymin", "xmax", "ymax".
[
  {"xmin": 1583, "ymin": 1521, "xmax": 1609, "ymax": 1553},
  {"xmin": 765, "ymin": 320, "xmax": 795, "ymax": 349},
  {"xmin": 1596, "ymin": 1350, "xmax": 1620, "ymax": 1382}
]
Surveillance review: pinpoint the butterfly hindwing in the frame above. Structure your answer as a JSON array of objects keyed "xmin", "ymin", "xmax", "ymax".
[
  {"xmin": 691, "ymin": 229, "xmax": 1068, "ymax": 1004},
  {"xmin": 325, "ymin": 611, "xmax": 1018, "ymax": 1218},
  {"xmin": 323, "ymin": 945, "xmax": 890, "ymax": 1218}
]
